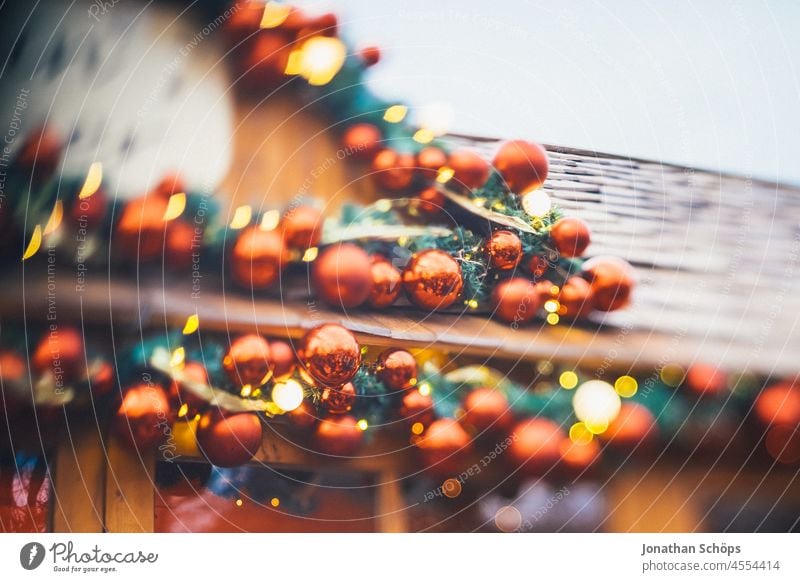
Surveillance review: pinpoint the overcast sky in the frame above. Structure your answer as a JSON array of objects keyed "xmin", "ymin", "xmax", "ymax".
[{"xmin": 307, "ymin": 0, "xmax": 800, "ymax": 185}]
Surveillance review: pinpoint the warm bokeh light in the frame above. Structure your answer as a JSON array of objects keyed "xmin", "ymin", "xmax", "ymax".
[
  {"xmin": 260, "ymin": 2, "xmax": 291, "ymax": 28},
  {"xmin": 170, "ymin": 347, "xmax": 186, "ymax": 368},
  {"xmin": 78, "ymin": 162, "xmax": 103, "ymax": 199},
  {"xmin": 573, "ymin": 380, "xmax": 621, "ymax": 428},
  {"xmin": 259, "ymin": 209, "xmax": 280, "ymax": 231},
  {"xmin": 182, "ymin": 314, "xmax": 200, "ymax": 335},
  {"xmin": 569, "ymin": 421, "xmax": 594, "ymax": 445},
  {"xmin": 357, "ymin": 419, "xmax": 369, "ymax": 431},
  {"xmin": 660, "ymin": 363, "xmax": 685, "ymax": 387},
  {"xmin": 559, "ymin": 371, "xmax": 579, "ymax": 390},
  {"xmin": 521, "ymin": 189, "xmax": 552, "ymax": 216},
  {"xmin": 494, "ymin": 505, "xmax": 522, "ymax": 532},
  {"xmin": 22, "ymin": 225, "xmax": 42, "ymax": 260},
  {"xmin": 43, "ymin": 199, "xmax": 63, "ymax": 235},
  {"xmin": 230, "ymin": 205, "xmax": 252, "ymax": 229},
  {"xmin": 614, "ymin": 375, "xmax": 638, "ymax": 398},
  {"xmin": 442, "ymin": 478, "xmax": 461, "ymax": 498},
  {"xmin": 298, "ymin": 36, "xmax": 346, "ymax": 85},
  {"xmin": 272, "ymin": 379, "xmax": 304, "ymax": 412},
  {"xmin": 383, "ymin": 104, "xmax": 408, "ymax": 123},
  {"xmin": 163, "ymin": 192, "xmax": 187, "ymax": 221}
]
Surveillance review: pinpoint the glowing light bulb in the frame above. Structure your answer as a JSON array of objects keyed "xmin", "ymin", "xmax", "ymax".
[
  {"xmin": 521, "ymin": 189, "xmax": 552, "ymax": 217},
  {"xmin": 573, "ymin": 380, "xmax": 621, "ymax": 428},
  {"xmin": 78, "ymin": 162, "xmax": 103, "ymax": 199},
  {"xmin": 259, "ymin": 209, "xmax": 280, "ymax": 231},
  {"xmin": 163, "ymin": 192, "xmax": 186, "ymax": 221},
  {"xmin": 230, "ymin": 205, "xmax": 252, "ymax": 229},
  {"xmin": 299, "ymin": 37, "xmax": 346, "ymax": 86},
  {"xmin": 182, "ymin": 314, "xmax": 200, "ymax": 335},
  {"xmin": 272, "ymin": 379, "xmax": 304, "ymax": 412},
  {"xmin": 614, "ymin": 375, "xmax": 638, "ymax": 398},
  {"xmin": 357, "ymin": 419, "xmax": 369, "ymax": 431},
  {"xmin": 383, "ymin": 104, "xmax": 408, "ymax": 123},
  {"xmin": 559, "ymin": 371, "xmax": 579, "ymax": 389}
]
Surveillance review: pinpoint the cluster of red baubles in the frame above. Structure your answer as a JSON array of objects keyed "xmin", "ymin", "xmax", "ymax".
[{"xmin": 224, "ymin": 1, "xmax": 379, "ymax": 91}]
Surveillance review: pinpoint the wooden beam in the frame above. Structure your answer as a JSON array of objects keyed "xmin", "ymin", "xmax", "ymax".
[{"xmin": 104, "ymin": 435, "xmax": 156, "ymax": 533}]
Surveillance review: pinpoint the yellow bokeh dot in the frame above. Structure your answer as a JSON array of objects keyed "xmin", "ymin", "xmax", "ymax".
[
  {"xmin": 559, "ymin": 371, "xmax": 579, "ymax": 390},
  {"xmin": 546, "ymin": 313, "xmax": 560, "ymax": 325},
  {"xmin": 235, "ymin": 499, "xmax": 243, "ymax": 507},
  {"xmin": 584, "ymin": 420, "xmax": 609, "ymax": 435},
  {"xmin": 614, "ymin": 375, "xmax": 638, "ymax": 398},
  {"xmin": 411, "ymin": 422, "xmax": 425, "ymax": 435},
  {"xmin": 660, "ymin": 363, "xmax": 685, "ymax": 387},
  {"xmin": 569, "ymin": 422, "xmax": 594, "ymax": 445},
  {"xmin": 270, "ymin": 497, "xmax": 280, "ymax": 507},
  {"xmin": 357, "ymin": 419, "xmax": 369, "ymax": 431}
]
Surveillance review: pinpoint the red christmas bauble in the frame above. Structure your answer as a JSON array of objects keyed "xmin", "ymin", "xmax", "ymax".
[
  {"xmin": 196, "ymin": 408, "xmax": 263, "ymax": 467},
  {"xmin": 341, "ymin": 123, "xmax": 382, "ymax": 161},
  {"xmin": 582, "ymin": 256, "xmax": 636, "ymax": 312},
  {"xmin": 359, "ymin": 45, "xmax": 381, "ymax": 67},
  {"xmin": 399, "ymin": 390, "xmax": 434, "ymax": 426},
  {"xmin": 684, "ymin": 364, "xmax": 728, "ymax": 396},
  {"xmin": 528, "ymin": 255, "xmax": 549, "ymax": 279},
  {"xmin": 164, "ymin": 220, "xmax": 197, "ymax": 269},
  {"xmin": 16, "ymin": 125, "xmax": 63, "ymax": 180},
  {"xmin": 492, "ymin": 140, "xmax": 549, "ymax": 194},
  {"xmin": 313, "ymin": 415, "xmax": 363, "ymax": 456},
  {"xmin": 417, "ymin": 418, "xmax": 472, "ymax": 475},
  {"xmin": 402, "ymin": 249, "xmax": 463, "ymax": 311},
  {"xmin": 367, "ymin": 258, "xmax": 402, "ymax": 308},
  {"xmin": 116, "ymin": 194, "xmax": 168, "ymax": 262},
  {"xmin": 90, "ymin": 361, "xmax": 115, "ymax": 398},
  {"xmin": 269, "ymin": 340, "xmax": 297, "ymax": 380},
  {"xmin": 223, "ymin": 334, "xmax": 273, "ymax": 387},
  {"xmin": 320, "ymin": 382, "xmax": 356, "ymax": 414},
  {"xmin": 32, "ymin": 326, "xmax": 85, "ymax": 383},
  {"xmin": 285, "ymin": 399, "xmax": 318, "ymax": 430},
  {"xmin": 559, "ymin": 437, "xmax": 601, "ymax": 471},
  {"xmin": 601, "ymin": 402, "xmax": 657, "ymax": 446},
  {"xmin": 301, "ymin": 324, "xmax": 361, "ymax": 386},
  {"xmin": 550, "ymin": 217, "xmax": 591, "ymax": 258},
  {"xmin": 239, "ymin": 30, "xmax": 294, "ymax": 90},
  {"xmin": 281, "ymin": 205, "xmax": 322, "ymax": 250},
  {"xmin": 447, "ymin": 149, "xmax": 489, "ymax": 190},
  {"xmin": 371, "ymin": 149, "xmax": 416, "ymax": 191},
  {"xmin": 754, "ymin": 381, "xmax": 800, "ymax": 426},
  {"xmin": 557, "ymin": 276, "xmax": 594, "ymax": 319},
  {"xmin": 224, "ymin": 1, "xmax": 265, "ymax": 44},
  {"xmin": 312, "ymin": 243, "xmax": 373, "ymax": 308},
  {"xmin": 376, "ymin": 348, "xmax": 418, "ymax": 391},
  {"xmin": 508, "ymin": 418, "xmax": 564, "ymax": 475},
  {"xmin": 417, "ymin": 146, "xmax": 448, "ymax": 178},
  {"xmin": 230, "ymin": 226, "xmax": 288, "ymax": 290},
  {"xmin": 461, "ymin": 387, "xmax": 514, "ymax": 433},
  {"xmin": 492, "ymin": 278, "xmax": 541, "ymax": 324},
  {"xmin": 154, "ymin": 172, "xmax": 187, "ymax": 199},
  {"xmin": 170, "ymin": 361, "xmax": 209, "ymax": 416},
  {"xmin": 416, "ymin": 186, "xmax": 446, "ymax": 215},
  {"xmin": 115, "ymin": 382, "xmax": 171, "ymax": 449},
  {"xmin": 487, "ymin": 230, "xmax": 522, "ymax": 271}
]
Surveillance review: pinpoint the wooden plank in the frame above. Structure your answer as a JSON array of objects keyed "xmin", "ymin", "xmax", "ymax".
[
  {"xmin": 104, "ymin": 435, "xmax": 155, "ymax": 533},
  {"xmin": 51, "ymin": 420, "xmax": 106, "ymax": 532},
  {"xmin": 375, "ymin": 470, "xmax": 409, "ymax": 533}
]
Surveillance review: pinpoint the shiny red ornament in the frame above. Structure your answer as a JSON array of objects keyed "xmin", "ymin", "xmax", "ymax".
[
  {"xmin": 487, "ymin": 230, "xmax": 522, "ymax": 271},
  {"xmin": 115, "ymin": 382, "xmax": 171, "ymax": 449},
  {"xmin": 417, "ymin": 418, "xmax": 472, "ymax": 475},
  {"xmin": 754, "ymin": 381, "xmax": 800, "ymax": 426},
  {"xmin": 371, "ymin": 149, "xmax": 416, "ymax": 191},
  {"xmin": 684, "ymin": 363, "xmax": 728, "ymax": 396},
  {"xmin": 550, "ymin": 217, "xmax": 591, "ymax": 258},
  {"xmin": 320, "ymin": 382, "xmax": 356, "ymax": 414},
  {"xmin": 402, "ymin": 249, "xmax": 463, "ymax": 311},
  {"xmin": 196, "ymin": 408, "xmax": 263, "ymax": 467},
  {"xmin": 285, "ymin": 399, "xmax": 318, "ymax": 429},
  {"xmin": 240, "ymin": 30, "xmax": 295, "ymax": 90},
  {"xmin": 492, "ymin": 140, "xmax": 549, "ymax": 194},
  {"xmin": 359, "ymin": 45, "xmax": 381, "ymax": 66},
  {"xmin": 32, "ymin": 326, "xmax": 85, "ymax": 383},
  {"xmin": 416, "ymin": 186, "xmax": 446, "ymax": 215},
  {"xmin": 399, "ymin": 390, "xmax": 434, "ymax": 426},
  {"xmin": 341, "ymin": 123, "xmax": 383, "ymax": 161},
  {"xmin": 16, "ymin": 125, "xmax": 63, "ymax": 181},
  {"xmin": 417, "ymin": 146, "xmax": 448, "ymax": 178},
  {"xmin": 601, "ymin": 402, "xmax": 658, "ymax": 446},
  {"xmin": 281, "ymin": 205, "xmax": 322, "ymax": 250},
  {"xmin": 492, "ymin": 278, "xmax": 541, "ymax": 324},
  {"xmin": 89, "ymin": 361, "xmax": 115, "ymax": 398},
  {"xmin": 313, "ymin": 415, "xmax": 363, "ymax": 456},
  {"xmin": 508, "ymin": 418, "xmax": 564, "ymax": 475},
  {"xmin": 559, "ymin": 437, "xmax": 601, "ymax": 471},
  {"xmin": 116, "ymin": 194, "xmax": 168, "ymax": 262},
  {"xmin": 170, "ymin": 361, "xmax": 209, "ymax": 416},
  {"xmin": 164, "ymin": 220, "xmax": 197, "ymax": 269},
  {"xmin": 301, "ymin": 324, "xmax": 361, "ymax": 386},
  {"xmin": 557, "ymin": 276, "xmax": 594, "ymax": 319},
  {"xmin": 269, "ymin": 340, "xmax": 297, "ymax": 380},
  {"xmin": 528, "ymin": 255, "xmax": 549, "ymax": 279},
  {"xmin": 224, "ymin": 1, "xmax": 265, "ymax": 44},
  {"xmin": 582, "ymin": 256, "xmax": 636, "ymax": 312},
  {"xmin": 230, "ymin": 226, "xmax": 288, "ymax": 290},
  {"xmin": 367, "ymin": 258, "xmax": 402, "ymax": 308},
  {"xmin": 312, "ymin": 243, "xmax": 373, "ymax": 308},
  {"xmin": 376, "ymin": 349, "xmax": 418, "ymax": 391},
  {"xmin": 223, "ymin": 334, "xmax": 273, "ymax": 387},
  {"xmin": 447, "ymin": 149, "xmax": 489, "ymax": 190},
  {"xmin": 461, "ymin": 388, "xmax": 514, "ymax": 433}
]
